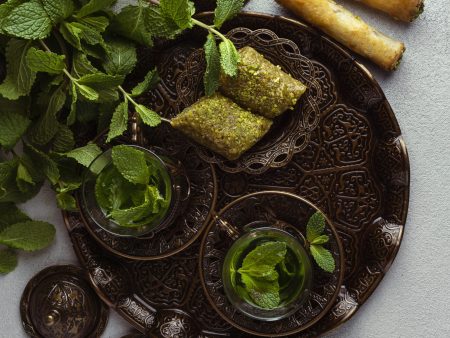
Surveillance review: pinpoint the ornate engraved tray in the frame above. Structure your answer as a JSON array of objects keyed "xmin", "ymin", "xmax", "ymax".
[{"xmin": 64, "ymin": 12, "xmax": 409, "ymax": 337}]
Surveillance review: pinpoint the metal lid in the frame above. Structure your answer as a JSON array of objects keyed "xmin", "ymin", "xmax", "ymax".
[{"xmin": 21, "ymin": 265, "xmax": 109, "ymax": 338}]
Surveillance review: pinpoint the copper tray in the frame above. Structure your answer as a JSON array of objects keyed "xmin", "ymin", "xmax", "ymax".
[{"xmin": 64, "ymin": 12, "xmax": 409, "ymax": 337}]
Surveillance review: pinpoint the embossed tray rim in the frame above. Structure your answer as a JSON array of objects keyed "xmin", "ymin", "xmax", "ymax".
[{"xmin": 199, "ymin": 190, "xmax": 346, "ymax": 337}]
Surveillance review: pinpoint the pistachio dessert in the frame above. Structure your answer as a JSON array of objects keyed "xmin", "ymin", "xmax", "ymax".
[
  {"xmin": 220, "ymin": 46, "xmax": 307, "ymax": 118},
  {"xmin": 171, "ymin": 93, "xmax": 273, "ymax": 160}
]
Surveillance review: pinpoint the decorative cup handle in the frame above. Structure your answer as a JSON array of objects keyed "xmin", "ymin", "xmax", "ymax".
[
  {"xmin": 213, "ymin": 213, "xmax": 240, "ymax": 240},
  {"xmin": 130, "ymin": 113, "xmax": 147, "ymax": 147}
]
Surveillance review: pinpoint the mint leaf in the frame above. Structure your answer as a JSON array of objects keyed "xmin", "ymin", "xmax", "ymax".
[
  {"xmin": 76, "ymin": 84, "xmax": 99, "ymax": 101},
  {"xmin": 111, "ymin": 145, "xmax": 149, "ymax": 185},
  {"xmin": 0, "ymin": 39, "xmax": 36, "ymax": 100},
  {"xmin": 310, "ymin": 244, "xmax": 335, "ymax": 273},
  {"xmin": 56, "ymin": 191, "xmax": 77, "ymax": 211},
  {"xmin": 95, "ymin": 165, "xmax": 135, "ymax": 210},
  {"xmin": 145, "ymin": 4, "xmax": 181, "ymax": 39},
  {"xmin": 239, "ymin": 265, "xmax": 279, "ymax": 281},
  {"xmin": 3, "ymin": 1, "xmax": 52, "ymax": 40},
  {"xmin": 219, "ymin": 38, "xmax": 239, "ymax": 77},
  {"xmin": 53, "ymin": 124, "xmax": 75, "ymax": 153},
  {"xmin": 0, "ymin": 111, "xmax": 31, "ymax": 149},
  {"xmin": 41, "ymin": 0, "xmax": 74, "ymax": 24},
  {"xmin": 0, "ymin": 220, "xmax": 55, "ymax": 251},
  {"xmin": 0, "ymin": 159, "xmax": 41, "ymax": 203},
  {"xmin": 241, "ymin": 241, "xmax": 287, "ymax": 270},
  {"xmin": 26, "ymin": 47, "xmax": 66, "ymax": 74},
  {"xmin": 76, "ymin": 0, "xmax": 116, "ymax": 18},
  {"xmin": 65, "ymin": 143, "xmax": 102, "ymax": 167},
  {"xmin": 27, "ymin": 86, "xmax": 66, "ymax": 145},
  {"xmin": 241, "ymin": 273, "xmax": 280, "ymax": 309},
  {"xmin": 103, "ymin": 39, "xmax": 137, "ymax": 76},
  {"xmin": 136, "ymin": 104, "xmax": 161, "ymax": 127},
  {"xmin": 131, "ymin": 69, "xmax": 159, "ymax": 97},
  {"xmin": 160, "ymin": 0, "xmax": 194, "ymax": 30},
  {"xmin": 203, "ymin": 33, "xmax": 221, "ymax": 96},
  {"xmin": 72, "ymin": 51, "xmax": 98, "ymax": 78},
  {"xmin": 77, "ymin": 73, "xmax": 123, "ymax": 102},
  {"xmin": 0, "ymin": 0, "xmax": 23, "ymax": 34},
  {"xmin": 78, "ymin": 15, "xmax": 109, "ymax": 32},
  {"xmin": 17, "ymin": 162, "xmax": 34, "ymax": 191},
  {"xmin": 214, "ymin": 0, "xmax": 244, "ymax": 29},
  {"xmin": 306, "ymin": 211, "xmax": 326, "ymax": 242},
  {"xmin": 112, "ymin": 5, "xmax": 153, "ymax": 46},
  {"xmin": 106, "ymin": 100, "xmax": 128, "ymax": 143},
  {"xmin": 110, "ymin": 186, "xmax": 163, "ymax": 227},
  {"xmin": 0, "ymin": 249, "xmax": 17, "ymax": 274},
  {"xmin": 71, "ymin": 22, "xmax": 104, "ymax": 46},
  {"xmin": 311, "ymin": 234, "xmax": 329, "ymax": 245},
  {"xmin": 0, "ymin": 203, "xmax": 30, "ymax": 232},
  {"xmin": 23, "ymin": 142, "xmax": 60, "ymax": 185},
  {"xmin": 60, "ymin": 21, "xmax": 83, "ymax": 50}
]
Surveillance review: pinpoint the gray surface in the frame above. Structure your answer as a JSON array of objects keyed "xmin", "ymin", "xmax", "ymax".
[{"xmin": 1, "ymin": 0, "xmax": 449, "ymax": 337}]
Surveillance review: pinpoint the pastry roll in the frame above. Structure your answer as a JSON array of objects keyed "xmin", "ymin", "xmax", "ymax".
[
  {"xmin": 354, "ymin": 0, "xmax": 424, "ymax": 22},
  {"xmin": 277, "ymin": 0, "xmax": 406, "ymax": 71},
  {"xmin": 171, "ymin": 93, "xmax": 273, "ymax": 160},
  {"xmin": 220, "ymin": 46, "xmax": 307, "ymax": 119}
]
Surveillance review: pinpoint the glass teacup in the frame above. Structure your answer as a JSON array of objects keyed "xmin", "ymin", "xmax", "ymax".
[
  {"xmin": 222, "ymin": 225, "xmax": 312, "ymax": 321},
  {"xmin": 80, "ymin": 145, "xmax": 190, "ymax": 237}
]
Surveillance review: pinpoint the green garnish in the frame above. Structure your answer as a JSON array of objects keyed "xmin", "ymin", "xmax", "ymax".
[
  {"xmin": 236, "ymin": 241, "xmax": 287, "ymax": 309},
  {"xmin": 306, "ymin": 212, "xmax": 336, "ymax": 273},
  {"xmin": 0, "ymin": 0, "xmax": 244, "ymax": 273},
  {"xmin": 95, "ymin": 145, "xmax": 169, "ymax": 228}
]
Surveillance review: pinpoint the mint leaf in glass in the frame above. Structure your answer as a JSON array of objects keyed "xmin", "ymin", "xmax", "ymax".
[
  {"xmin": 241, "ymin": 273, "xmax": 280, "ymax": 309},
  {"xmin": 111, "ymin": 145, "xmax": 150, "ymax": 185},
  {"xmin": 240, "ymin": 241, "xmax": 287, "ymax": 270}
]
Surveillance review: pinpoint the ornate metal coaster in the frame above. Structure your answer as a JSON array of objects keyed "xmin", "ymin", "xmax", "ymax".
[
  {"xmin": 65, "ymin": 12, "xmax": 409, "ymax": 337},
  {"xmin": 79, "ymin": 138, "xmax": 217, "ymax": 261},
  {"xmin": 20, "ymin": 265, "xmax": 109, "ymax": 338},
  {"xmin": 140, "ymin": 27, "xmax": 336, "ymax": 175},
  {"xmin": 200, "ymin": 191, "xmax": 345, "ymax": 337}
]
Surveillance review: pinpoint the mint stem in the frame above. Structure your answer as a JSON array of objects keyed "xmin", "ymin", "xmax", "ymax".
[
  {"xmin": 191, "ymin": 18, "xmax": 229, "ymax": 42},
  {"xmin": 118, "ymin": 86, "xmax": 171, "ymax": 124}
]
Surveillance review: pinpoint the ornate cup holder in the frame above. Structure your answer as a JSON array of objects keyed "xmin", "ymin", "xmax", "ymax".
[
  {"xmin": 77, "ymin": 129, "xmax": 218, "ymax": 261},
  {"xmin": 199, "ymin": 191, "xmax": 345, "ymax": 337}
]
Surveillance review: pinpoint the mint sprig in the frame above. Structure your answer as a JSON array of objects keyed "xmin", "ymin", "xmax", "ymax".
[
  {"xmin": 236, "ymin": 241, "xmax": 286, "ymax": 309},
  {"xmin": 306, "ymin": 212, "xmax": 336, "ymax": 273}
]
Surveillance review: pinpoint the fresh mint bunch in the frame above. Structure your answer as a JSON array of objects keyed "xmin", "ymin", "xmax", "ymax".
[
  {"xmin": 0, "ymin": 0, "xmax": 243, "ymax": 273},
  {"xmin": 306, "ymin": 212, "xmax": 336, "ymax": 273}
]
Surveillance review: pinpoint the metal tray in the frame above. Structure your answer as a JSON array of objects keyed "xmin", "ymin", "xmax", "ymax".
[{"xmin": 64, "ymin": 12, "xmax": 409, "ymax": 337}]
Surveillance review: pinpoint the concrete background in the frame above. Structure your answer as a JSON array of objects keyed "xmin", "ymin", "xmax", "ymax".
[{"xmin": 1, "ymin": 0, "xmax": 449, "ymax": 337}]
